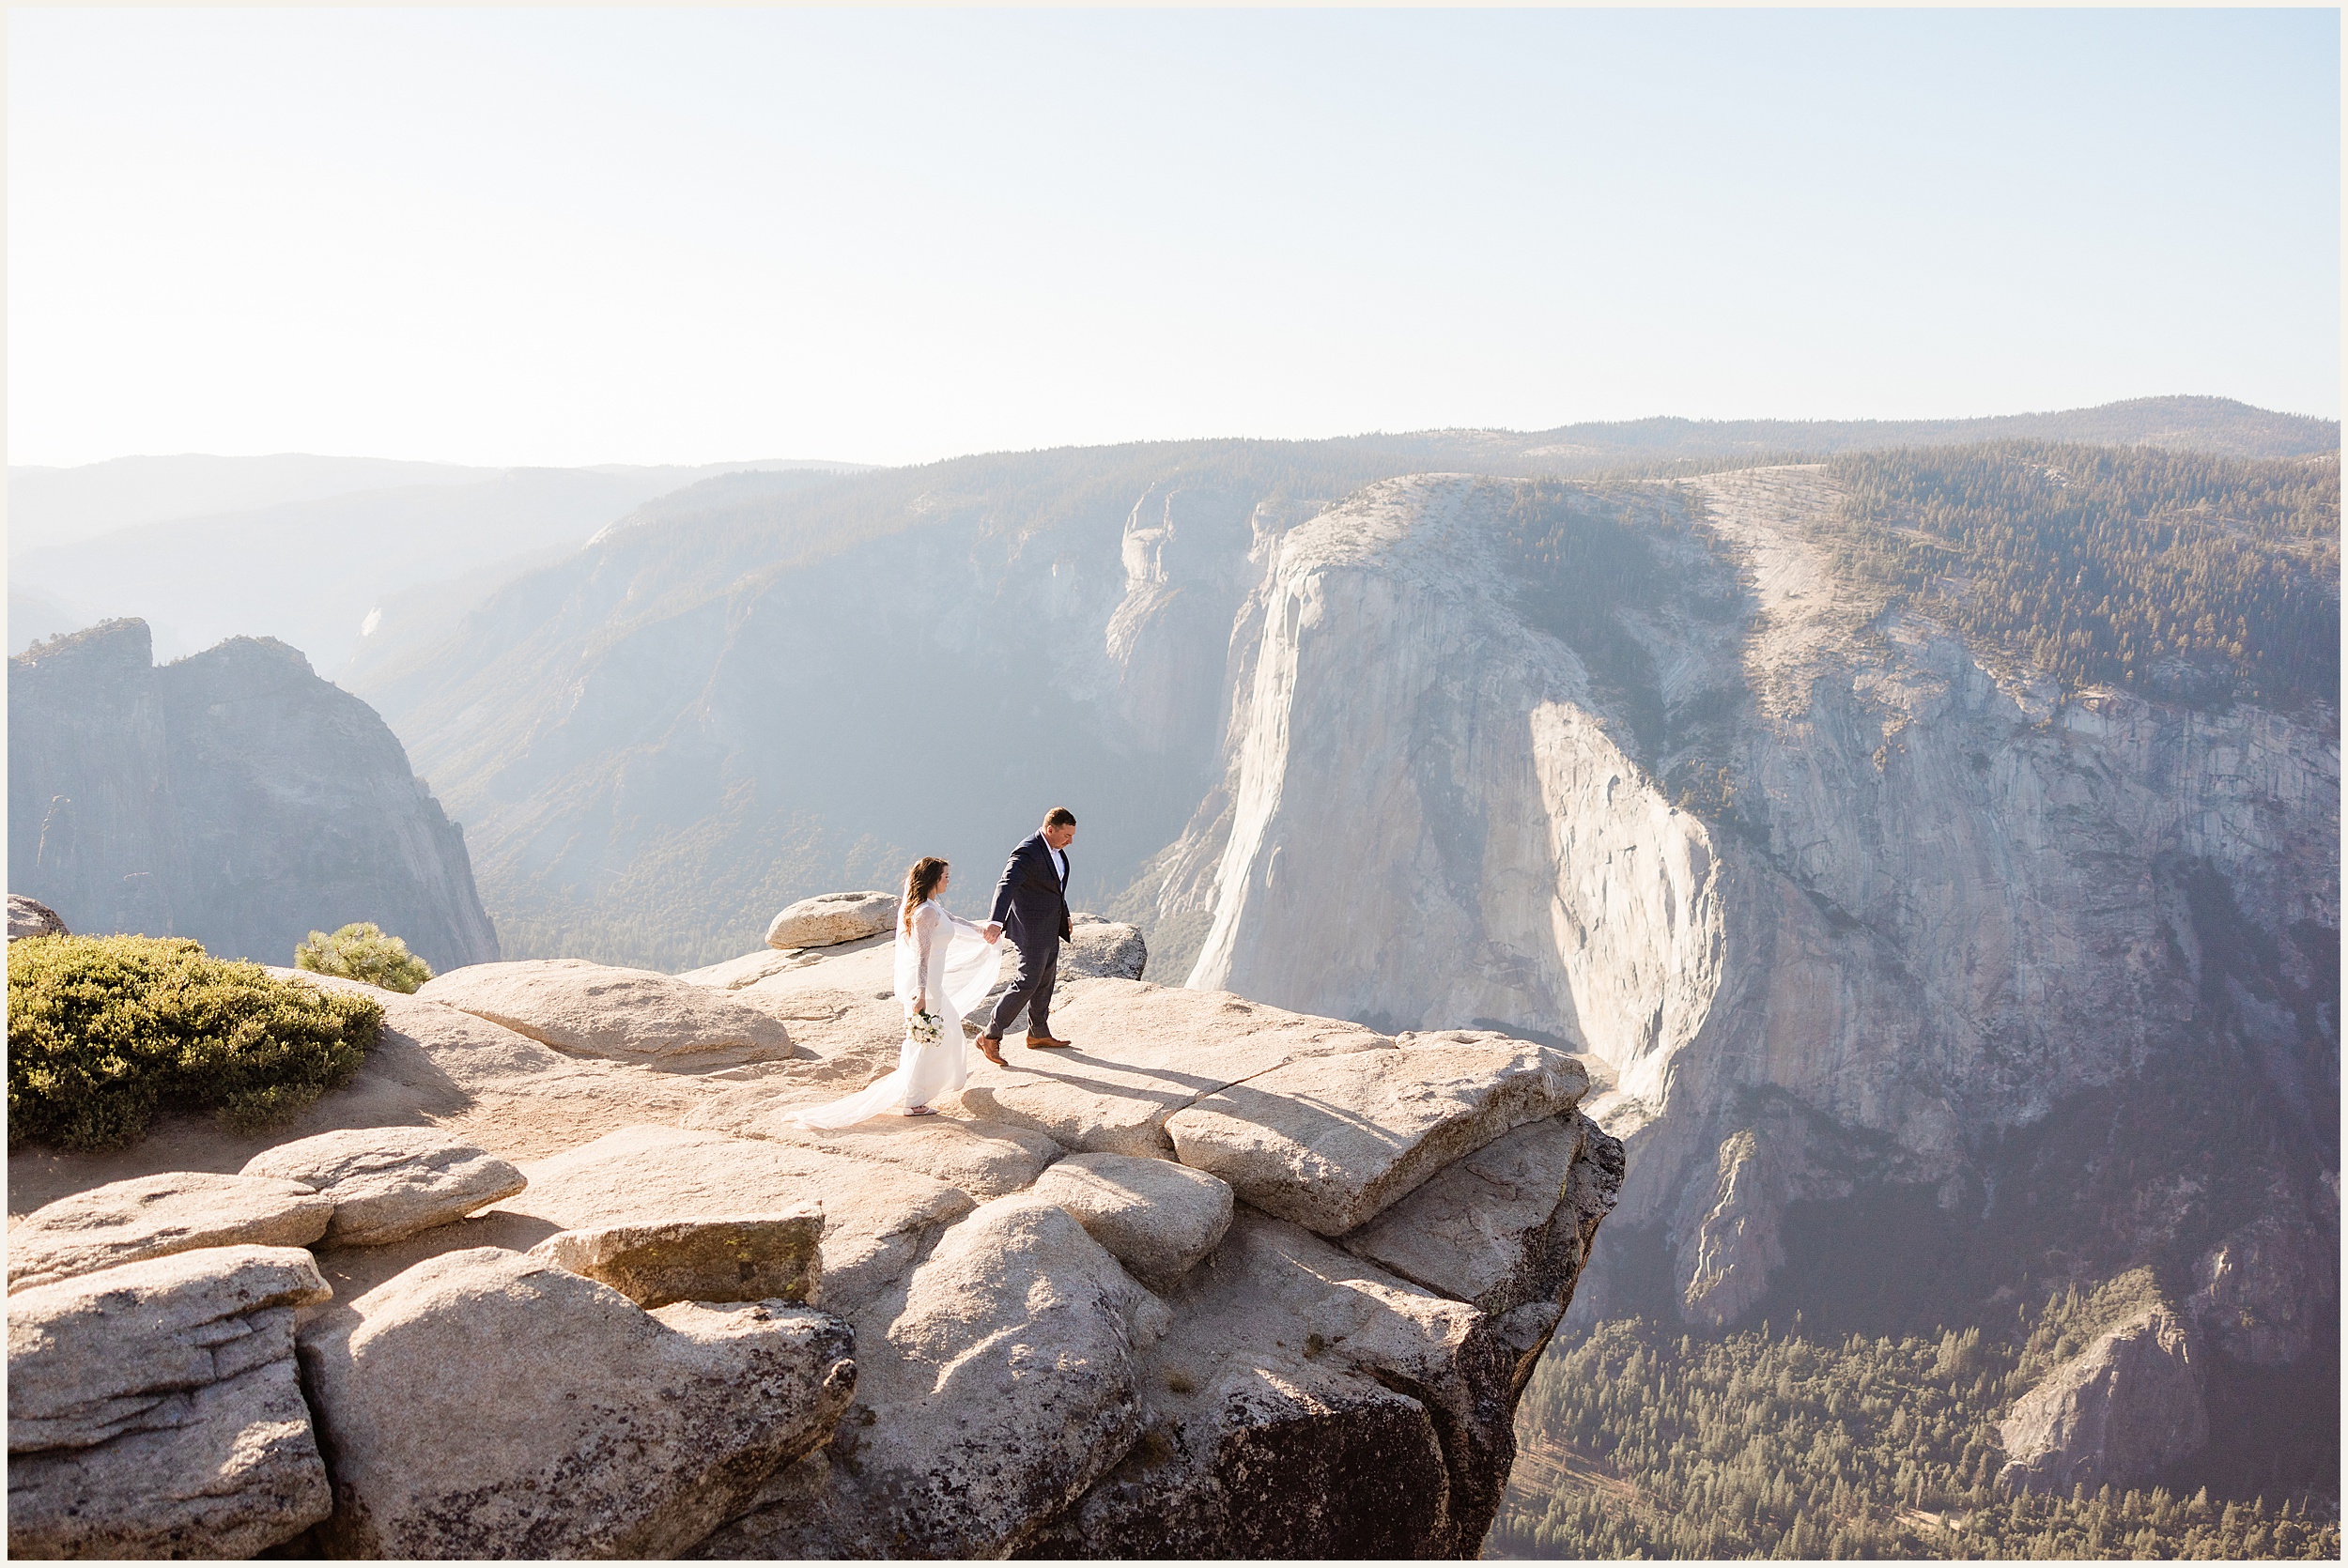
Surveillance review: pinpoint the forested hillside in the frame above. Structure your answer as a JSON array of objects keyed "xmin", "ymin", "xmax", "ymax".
[
  {"xmin": 1813, "ymin": 442, "xmax": 2340, "ymax": 707},
  {"xmin": 1490, "ymin": 1312, "xmax": 2340, "ymax": 1560}
]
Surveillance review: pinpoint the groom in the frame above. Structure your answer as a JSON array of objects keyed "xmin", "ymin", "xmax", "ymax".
[{"xmin": 977, "ymin": 807, "xmax": 1077, "ymax": 1065}]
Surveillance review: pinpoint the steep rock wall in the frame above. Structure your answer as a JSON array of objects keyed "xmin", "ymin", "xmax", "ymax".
[
  {"xmin": 8, "ymin": 620, "xmax": 499, "ymax": 971},
  {"xmin": 1144, "ymin": 471, "xmax": 2339, "ymax": 1348}
]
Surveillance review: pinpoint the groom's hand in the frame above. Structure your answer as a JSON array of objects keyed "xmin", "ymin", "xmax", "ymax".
[{"xmin": 982, "ymin": 923, "xmax": 1003, "ymax": 944}]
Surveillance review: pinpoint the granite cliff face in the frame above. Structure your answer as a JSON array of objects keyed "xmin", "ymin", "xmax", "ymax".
[
  {"xmin": 1145, "ymin": 469, "xmax": 2336, "ymax": 1308},
  {"xmin": 8, "ymin": 620, "xmax": 498, "ymax": 971},
  {"xmin": 1113, "ymin": 469, "xmax": 2337, "ymax": 1490}
]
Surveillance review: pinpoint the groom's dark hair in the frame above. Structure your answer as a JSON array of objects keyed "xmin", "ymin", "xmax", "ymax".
[{"xmin": 1043, "ymin": 807, "xmax": 1076, "ymax": 829}]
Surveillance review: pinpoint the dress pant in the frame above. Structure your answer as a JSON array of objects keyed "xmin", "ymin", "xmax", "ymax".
[{"xmin": 986, "ymin": 939, "xmax": 1058, "ymax": 1039}]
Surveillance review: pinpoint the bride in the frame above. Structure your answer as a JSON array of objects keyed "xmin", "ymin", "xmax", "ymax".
[{"xmin": 789, "ymin": 856, "xmax": 1003, "ymax": 1125}]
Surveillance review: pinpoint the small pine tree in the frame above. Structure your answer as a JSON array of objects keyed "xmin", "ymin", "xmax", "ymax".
[{"xmin": 294, "ymin": 922, "xmax": 434, "ymax": 993}]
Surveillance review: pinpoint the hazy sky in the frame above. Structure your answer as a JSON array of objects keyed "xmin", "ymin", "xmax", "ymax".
[{"xmin": 9, "ymin": 8, "xmax": 2340, "ymax": 469}]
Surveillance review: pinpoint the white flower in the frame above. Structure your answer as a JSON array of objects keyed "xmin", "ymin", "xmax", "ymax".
[{"xmin": 909, "ymin": 1009, "xmax": 943, "ymax": 1047}]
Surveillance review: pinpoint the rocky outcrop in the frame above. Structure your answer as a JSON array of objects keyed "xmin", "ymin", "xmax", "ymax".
[
  {"xmin": 1345, "ymin": 1111, "xmax": 1623, "ymax": 1393},
  {"xmin": 702, "ymin": 1194, "xmax": 1161, "ymax": 1559},
  {"xmin": 8, "ymin": 1172, "xmax": 334, "ymax": 1293},
  {"xmin": 418, "ymin": 958, "xmax": 797, "ymax": 1064},
  {"xmin": 8, "ymin": 893, "xmax": 67, "ymax": 939},
  {"xmin": 765, "ymin": 890, "xmax": 897, "ymax": 950},
  {"xmin": 8, "ymin": 1245, "xmax": 334, "ymax": 1558},
  {"xmin": 1063, "ymin": 914, "xmax": 1150, "ymax": 980},
  {"xmin": 1025, "ymin": 1209, "xmax": 1521, "ymax": 1559},
  {"xmin": 1167, "ymin": 1032, "xmax": 1588, "ymax": 1236},
  {"xmin": 6, "ymin": 620, "xmax": 498, "ymax": 970},
  {"xmin": 6, "ymin": 911, "xmax": 1619, "ymax": 1559},
  {"xmin": 1998, "ymin": 1306, "xmax": 2210, "ymax": 1493},
  {"xmin": 239, "ymin": 1128, "xmax": 526, "ymax": 1247},
  {"xmin": 297, "ymin": 1248, "xmax": 857, "ymax": 1557}
]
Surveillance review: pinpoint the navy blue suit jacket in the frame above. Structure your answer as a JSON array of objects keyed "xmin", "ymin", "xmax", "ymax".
[{"xmin": 989, "ymin": 833, "xmax": 1071, "ymax": 949}]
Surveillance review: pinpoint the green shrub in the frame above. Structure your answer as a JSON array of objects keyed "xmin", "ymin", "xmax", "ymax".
[
  {"xmin": 8, "ymin": 934, "xmax": 381, "ymax": 1151},
  {"xmin": 293, "ymin": 922, "xmax": 434, "ymax": 993}
]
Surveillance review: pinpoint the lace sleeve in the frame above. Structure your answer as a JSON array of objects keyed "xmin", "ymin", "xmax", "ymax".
[{"xmin": 913, "ymin": 903, "xmax": 940, "ymax": 1003}]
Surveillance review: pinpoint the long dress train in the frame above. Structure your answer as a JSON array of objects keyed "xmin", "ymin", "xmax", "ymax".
[{"xmin": 787, "ymin": 899, "xmax": 1002, "ymax": 1128}]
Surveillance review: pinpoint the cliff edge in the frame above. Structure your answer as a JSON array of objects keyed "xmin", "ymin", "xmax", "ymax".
[{"xmin": 5, "ymin": 923, "xmax": 1620, "ymax": 1559}]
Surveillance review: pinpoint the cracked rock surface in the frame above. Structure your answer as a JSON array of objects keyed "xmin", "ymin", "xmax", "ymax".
[
  {"xmin": 7, "ymin": 919, "xmax": 1621, "ymax": 1559},
  {"xmin": 8, "ymin": 1245, "xmax": 334, "ymax": 1559}
]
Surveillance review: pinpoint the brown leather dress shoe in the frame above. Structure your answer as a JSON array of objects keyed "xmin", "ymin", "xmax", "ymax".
[
  {"xmin": 977, "ymin": 1036, "xmax": 1008, "ymax": 1067},
  {"xmin": 1026, "ymin": 1033, "xmax": 1074, "ymax": 1049}
]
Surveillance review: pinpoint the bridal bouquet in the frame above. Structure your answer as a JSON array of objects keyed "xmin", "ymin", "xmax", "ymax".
[{"xmin": 908, "ymin": 1009, "xmax": 944, "ymax": 1047}]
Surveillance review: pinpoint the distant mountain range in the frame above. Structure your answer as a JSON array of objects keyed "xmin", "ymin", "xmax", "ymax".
[
  {"xmin": 9, "ymin": 397, "xmax": 2330, "ymax": 669},
  {"xmin": 1388, "ymin": 394, "xmax": 2339, "ymax": 466},
  {"xmin": 5, "ymin": 454, "xmax": 868, "ymax": 665}
]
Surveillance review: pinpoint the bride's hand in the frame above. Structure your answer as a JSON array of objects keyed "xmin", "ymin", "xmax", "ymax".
[{"xmin": 914, "ymin": 992, "xmax": 929, "ymax": 1014}]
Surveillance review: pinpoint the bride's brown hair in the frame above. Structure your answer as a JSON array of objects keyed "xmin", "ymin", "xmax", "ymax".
[{"xmin": 901, "ymin": 856, "xmax": 949, "ymax": 934}]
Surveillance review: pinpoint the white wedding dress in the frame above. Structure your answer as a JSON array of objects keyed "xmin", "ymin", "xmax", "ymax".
[{"xmin": 788, "ymin": 899, "xmax": 1002, "ymax": 1127}]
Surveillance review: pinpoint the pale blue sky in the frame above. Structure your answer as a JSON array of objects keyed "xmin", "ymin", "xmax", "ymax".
[{"xmin": 9, "ymin": 8, "xmax": 2340, "ymax": 469}]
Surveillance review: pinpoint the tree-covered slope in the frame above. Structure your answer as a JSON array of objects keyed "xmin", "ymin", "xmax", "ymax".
[
  {"xmin": 1812, "ymin": 442, "xmax": 2339, "ymax": 707},
  {"xmin": 1491, "ymin": 1313, "xmax": 2339, "ymax": 1560}
]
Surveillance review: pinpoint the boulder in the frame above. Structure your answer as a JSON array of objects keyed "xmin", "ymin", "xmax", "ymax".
[
  {"xmin": 765, "ymin": 891, "xmax": 899, "ymax": 951},
  {"xmin": 1028, "ymin": 1152, "xmax": 1233, "ymax": 1291},
  {"xmin": 500, "ymin": 1125, "xmax": 973, "ymax": 1315},
  {"xmin": 955, "ymin": 979, "xmax": 1391, "ymax": 1158},
  {"xmin": 416, "ymin": 959, "xmax": 797, "ymax": 1064},
  {"xmin": 1342, "ymin": 1112, "xmax": 1594, "ymax": 1316},
  {"xmin": 8, "ymin": 1245, "xmax": 333, "ymax": 1558},
  {"xmin": 8, "ymin": 1172, "xmax": 334, "ymax": 1293},
  {"xmin": 1030, "ymin": 1208, "xmax": 1516, "ymax": 1558},
  {"xmin": 1061, "ymin": 915, "xmax": 1149, "ymax": 981},
  {"xmin": 8, "ymin": 893, "xmax": 68, "ymax": 940},
  {"xmin": 692, "ymin": 1193, "xmax": 1159, "ymax": 1560},
  {"xmin": 685, "ymin": 1088, "xmax": 1064, "ymax": 1198},
  {"xmin": 297, "ymin": 1248, "xmax": 857, "ymax": 1558},
  {"xmin": 528, "ymin": 1207, "xmax": 824, "ymax": 1309},
  {"xmin": 239, "ymin": 1127, "xmax": 527, "ymax": 1246},
  {"xmin": 1165, "ymin": 1032, "xmax": 1589, "ymax": 1236},
  {"xmin": 1342, "ymin": 1112, "xmax": 1624, "ymax": 1392},
  {"xmin": 1998, "ymin": 1304, "xmax": 2210, "ymax": 1493}
]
